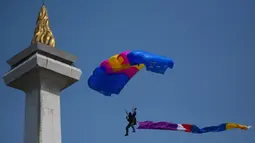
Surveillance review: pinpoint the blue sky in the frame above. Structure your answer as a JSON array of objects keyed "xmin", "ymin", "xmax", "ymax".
[{"xmin": 1, "ymin": 0, "xmax": 255, "ymax": 143}]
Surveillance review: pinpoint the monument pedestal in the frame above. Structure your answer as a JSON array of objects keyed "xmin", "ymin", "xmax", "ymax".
[{"xmin": 3, "ymin": 43, "xmax": 82, "ymax": 143}]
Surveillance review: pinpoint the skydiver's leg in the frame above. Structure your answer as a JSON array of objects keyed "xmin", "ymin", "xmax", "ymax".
[
  {"xmin": 131, "ymin": 123, "xmax": 136, "ymax": 132},
  {"xmin": 125, "ymin": 123, "xmax": 131, "ymax": 136}
]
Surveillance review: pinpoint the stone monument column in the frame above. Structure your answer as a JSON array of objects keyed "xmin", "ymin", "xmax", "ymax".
[{"xmin": 3, "ymin": 5, "xmax": 82, "ymax": 143}]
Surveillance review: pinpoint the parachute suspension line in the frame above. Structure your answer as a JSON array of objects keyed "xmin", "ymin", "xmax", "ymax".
[{"xmin": 133, "ymin": 104, "xmax": 136, "ymax": 110}]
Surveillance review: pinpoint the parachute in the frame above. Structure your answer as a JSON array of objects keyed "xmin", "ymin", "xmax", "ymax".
[
  {"xmin": 138, "ymin": 121, "xmax": 251, "ymax": 134},
  {"xmin": 88, "ymin": 51, "xmax": 174, "ymax": 96}
]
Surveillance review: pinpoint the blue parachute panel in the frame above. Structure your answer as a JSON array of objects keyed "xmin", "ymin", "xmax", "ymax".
[
  {"xmin": 87, "ymin": 67, "xmax": 130, "ymax": 96},
  {"xmin": 127, "ymin": 51, "xmax": 174, "ymax": 74}
]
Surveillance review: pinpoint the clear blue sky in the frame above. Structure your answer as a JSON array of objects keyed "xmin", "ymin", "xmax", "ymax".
[{"xmin": 1, "ymin": 0, "xmax": 255, "ymax": 143}]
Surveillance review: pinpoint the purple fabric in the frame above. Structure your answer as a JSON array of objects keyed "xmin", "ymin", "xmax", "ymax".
[{"xmin": 138, "ymin": 121, "xmax": 178, "ymax": 130}]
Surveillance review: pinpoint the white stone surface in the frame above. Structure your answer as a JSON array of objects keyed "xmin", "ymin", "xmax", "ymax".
[
  {"xmin": 40, "ymin": 90, "xmax": 61, "ymax": 143},
  {"xmin": 3, "ymin": 53, "xmax": 82, "ymax": 86},
  {"xmin": 3, "ymin": 53, "xmax": 82, "ymax": 92},
  {"xmin": 23, "ymin": 90, "xmax": 40, "ymax": 143}
]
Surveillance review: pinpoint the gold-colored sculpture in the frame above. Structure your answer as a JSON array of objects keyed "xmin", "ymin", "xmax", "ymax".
[{"xmin": 31, "ymin": 4, "xmax": 56, "ymax": 47}]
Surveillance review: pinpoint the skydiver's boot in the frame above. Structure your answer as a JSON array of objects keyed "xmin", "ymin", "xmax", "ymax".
[{"xmin": 125, "ymin": 130, "xmax": 128, "ymax": 136}]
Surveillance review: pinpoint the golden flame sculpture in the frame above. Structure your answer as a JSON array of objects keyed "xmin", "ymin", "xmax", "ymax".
[{"xmin": 31, "ymin": 5, "xmax": 56, "ymax": 47}]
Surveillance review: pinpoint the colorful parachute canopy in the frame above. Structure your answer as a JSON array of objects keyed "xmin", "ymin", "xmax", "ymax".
[
  {"xmin": 137, "ymin": 121, "xmax": 251, "ymax": 134},
  {"xmin": 88, "ymin": 51, "xmax": 174, "ymax": 96}
]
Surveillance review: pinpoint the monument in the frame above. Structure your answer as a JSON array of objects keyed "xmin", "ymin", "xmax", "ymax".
[{"xmin": 3, "ymin": 4, "xmax": 82, "ymax": 143}]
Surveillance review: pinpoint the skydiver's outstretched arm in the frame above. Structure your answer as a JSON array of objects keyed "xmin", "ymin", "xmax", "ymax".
[{"xmin": 132, "ymin": 108, "xmax": 137, "ymax": 116}]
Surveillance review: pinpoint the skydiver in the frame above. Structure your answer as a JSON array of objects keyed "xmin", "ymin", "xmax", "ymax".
[{"xmin": 125, "ymin": 108, "xmax": 137, "ymax": 136}]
